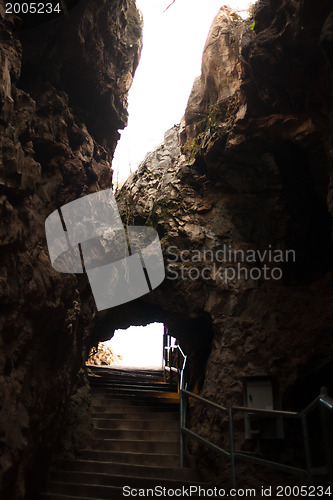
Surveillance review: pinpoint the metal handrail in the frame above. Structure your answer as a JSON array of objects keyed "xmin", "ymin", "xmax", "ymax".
[
  {"xmin": 182, "ymin": 389, "xmax": 228, "ymax": 412},
  {"xmin": 180, "ymin": 387, "xmax": 311, "ymax": 485},
  {"xmin": 163, "ymin": 332, "xmax": 187, "ymax": 391},
  {"xmin": 231, "ymin": 405, "xmax": 299, "ymax": 418},
  {"xmin": 319, "ymin": 394, "xmax": 333, "ymax": 410},
  {"xmin": 164, "ymin": 341, "xmax": 333, "ymax": 486},
  {"xmin": 179, "ymin": 351, "xmax": 187, "ymax": 391},
  {"xmin": 176, "ymin": 352, "xmax": 333, "ymax": 490}
]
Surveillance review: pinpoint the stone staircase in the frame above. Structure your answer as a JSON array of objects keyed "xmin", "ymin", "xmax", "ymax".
[{"xmin": 39, "ymin": 366, "xmax": 206, "ymax": 499}]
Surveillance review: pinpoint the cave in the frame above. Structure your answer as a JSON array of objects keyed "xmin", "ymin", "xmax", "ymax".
[
  {"xmin": 101, "ymin": 323, "xmax": 166, "ymax": 369},
  {"xmin": 90, "ymin": 302, "xmax": 214, "ymax": 391},
  {"xmin": 1, "ymin": 0, "xmax": 333, "ymax": 498}
]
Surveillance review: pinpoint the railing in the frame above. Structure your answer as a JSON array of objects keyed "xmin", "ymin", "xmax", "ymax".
[
  {"xmin": 174, "ymin": 349, "xmax": 333, "ymax": 489},
  {"xmin": 163, "ymin": 330, "xmax": 187, "ymax": 391}
]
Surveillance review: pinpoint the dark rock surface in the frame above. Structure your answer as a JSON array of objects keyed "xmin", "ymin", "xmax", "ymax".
[
  {"xmin": 1, "ymin": 0, "xmax": 333, "ymax": 494},
  {"xmin": 0, "ymin": 1, "xmax": 142, "ymax": 498},
  {"xmin": 114, "ymin": 1, "xmax": 333, "ymax": 485}
]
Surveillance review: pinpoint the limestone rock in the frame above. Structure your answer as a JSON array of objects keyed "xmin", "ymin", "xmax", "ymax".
[
  {"xmin": 0, "ymin": 0, "xmax": 142, "ymax": 498},
  {"xmin": 87, "ymin": 342, "xmax": 122, "ymax": 366}
]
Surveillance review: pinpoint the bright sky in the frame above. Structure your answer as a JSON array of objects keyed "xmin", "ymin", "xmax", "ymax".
[
  {"xmin": 107, "ymin": 323, "xmax": 165, "ymax": 368},
  {"xmin": 112, "ymin": 0, "xmax": 253, "ymax": 186}
]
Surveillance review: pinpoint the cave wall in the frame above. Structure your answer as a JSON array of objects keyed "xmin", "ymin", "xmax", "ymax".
[
  {"xmin": 114, "ymin": 0, "xmax": 333, "ymax": 482},
  {"xmin": 0, "ymin": 1, "xmax": 142, "ymax": 498},
  {"xmin": 1, "ymin": 0, "xmax": 333, "ymax": 493}
]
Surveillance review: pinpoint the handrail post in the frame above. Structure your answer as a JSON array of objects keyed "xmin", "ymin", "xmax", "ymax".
[
  {"xmin": 177, "ymin": 348, "xmax": 180, "ymax": 391},
  {"xmin": 301, "ymin": 411, "xmax": 313, "ymax": 485},
  {"xmin": 180, "ymin": 389, "xmax": 185, "ymax": 468},
  {"xmin": 319, "ymin": 387, "xmax": 333, "ymax": 481},
  {"xmin": 229, "ymin": 407, "xmax": 237, "ymax": 492},
  {"xmin": 162, "ymin": 327, "xmax": 167, "ymax": 379}
]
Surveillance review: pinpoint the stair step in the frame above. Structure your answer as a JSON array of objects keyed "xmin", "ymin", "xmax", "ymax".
[
  {"xmin": 91, "ymin": 397, "xmax": 179, "ymax": 407},
  {"xmin": 90, "ymin": 391, "xmax": 179, "ymax": 404},
  {"xmin": 59, "ymin": 459, "xmax": 199, "ymax": 481},
  {"xmin": 40, "ymin": 367, "xmax": 206, "ymax": 499},
  {"xmin": 90, "ymin": 438, "xmax": 179, "ymax": 453},
  {"xmin": 90, "ymin": 399, "xmax": 177, "ymax": 408},
  {"xmin": 91, "ymin": 404, "xmax": 178, "ymax": 414},
  {"xmin": 90, "ymin": 381, "xmax": 171, "ymax": 390},
  {"xmin": 92, "ymin": 418, "xmax": 178, "ymax": 430},
  {"xmin": 93, "ymin": 428, "xmax": 179, "ymax": 441},
  {"xmin": 91, "ymin": 411, "xmax": 178, "ymax": 420},
  {"xmin": 90, "ymin": 386, "xmax": 172, "ymax": 394},
  {"xmin": 53, "ymin": 470, "xmax": 203, "ymax": 488},
  {"xmin": 88, "ymin": 369, "xmax": 164, "ymax": 383},
  {"xmin": 45, "ymin": 481, "xmax": 122, "ymax": 499},
  {"xmin": 77, "ymin": 449, "xmax": 180, "ymax": 467},
  {"xmin": 91, "ymin": 390, "xmax": 179, "ymax": 399},
  {"xmin": 88, "ymin": 366, "xmax": 163, "ymax": 374},
  {"xmin": 39, "ymin": 494, "xmax": 106, "ymax": 500},
  {"xmin": 91, "ymin": 381, "xmax": 172, "ymax": 386}
]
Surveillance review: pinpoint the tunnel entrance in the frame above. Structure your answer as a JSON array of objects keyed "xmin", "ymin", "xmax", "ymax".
[
  {"xmin": 88, "ymin": 323, "xmax": 168, "ymax": 369},
  {"xmin": 89, "ymin": 304, "xmax": 214, "ymax": 391}
]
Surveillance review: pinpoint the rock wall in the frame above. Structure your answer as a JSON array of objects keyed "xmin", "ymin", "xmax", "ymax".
[
  {"xmin": 0, "ymin": 1, "xmax": 142, "ymax": 498},
  {"xmin": 1, "ymin": 0, "xmax": 333, "ymax": 493},
  {"xmin": 87, "ymin": 342, "xmax": 122, "ymax": 366},
  {"xmin": 115, "ymin": 0, "xmax": 333, "ymax": 484}
]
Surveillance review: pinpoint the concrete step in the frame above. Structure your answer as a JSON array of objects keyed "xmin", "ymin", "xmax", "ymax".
[
  {"xmin": 90, "ymin": 381, "xmax": 171, "ymax": 390},
  {"xmin": 52, "ymin": 470, "xmax": 205, "ymax": 490},
  {"xmin": 40, "ymin": 492, "xmax": 220, "ymax": 500},
  {"xmin": 91, "ymin": 390, "xmax": 179, "ymax": 400},
  {"xmin": 89, "ymin": 376, "xmax": 169, "ymax": 383},
  {"xmin": 88, "ymin": 366, "xmax": 164, "ymax": 375},
  {"xmin": 91, "ymin": 397, "xmax": 179, "ymax": 407},
  {"xmin": 90, "ymin": 404, "xmax": 178, "ymax": 414},
  {"xmin": 39, "ymin": 367, "xmax": 205, "ymax": 500},
  {"xmin": 44, "ymin": 481, "xmax": 122, "ymax": 499},
  {"xmin": 90, "ymin": 438, "xmax": 179, "ymax": 453},
  {"xmin": 77, "ymin": 449, "xmax": 180, "ymax": 467},
  {"xmin": 59, "ymin": 459, "xmax": 199, "ymax": 481},
  {"xmin": 91, "ymin": 377, "xmax": 169, "ymax": 383},
  {"xmin": 40, "ymin": 491, "xmax": 219, "ymax": 500},
  {"xmin": 39, "ymin": 494, "xmax": 107, "ymax": 500},
  {"xmin": 90, "ymin": 411, "xmax": 178, "ymax": 421},
  {"xmin": 90, "ymin": 384, "xmax": 173, "ymax": 391},
  {"xmin": 92, "ymin": 418, "xmax": 178, "ymax": 430},
  {"xmin": 92, "ymin": 428, "xmax": 179, "ymax": 441},
  {"xmin": 90, "ymin": 385, "xmax": 173, "ymax": 395},
  {"xmin": 91, "ymin": 394, "xmax": 178, "ymax": 402},
  {"xmin": 90, "ymin": 398, "xmax": 176, "ymax": 408}
]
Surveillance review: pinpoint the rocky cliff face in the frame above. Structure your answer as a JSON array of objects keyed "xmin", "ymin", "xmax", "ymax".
[
  {"xmin": 0, "ymin": 1, "xmax": 141, "ymax": 498},
  {"xmin": 2, "ymin": 0, "xmax": 333, "ymax": 493},
  {"xmin": 115, "ymin": 0, "xmax": 333, "ymax": 483}
]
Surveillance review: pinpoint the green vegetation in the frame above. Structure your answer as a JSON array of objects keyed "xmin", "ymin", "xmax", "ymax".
[{"xmin": 188, "ymin": 136, "xmax": 205, "ymax": 160}]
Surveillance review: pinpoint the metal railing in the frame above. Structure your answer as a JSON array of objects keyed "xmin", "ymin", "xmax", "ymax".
[
  {"xmin": 173, "ymin": 351, "xmax": 333, "ymax": 489},
  {"xmin": 163, "ymin": 331, "xmax": 187, "ymax": 390}
]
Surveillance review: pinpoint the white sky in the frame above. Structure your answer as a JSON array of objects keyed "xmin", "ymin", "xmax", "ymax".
[
  {"xmin": 112, "ymin": 0, "xmax": 253, "ymax": 186},
  {"xmin": 107, "ymin": 323, "xmax": 165, "ymax": 368}
]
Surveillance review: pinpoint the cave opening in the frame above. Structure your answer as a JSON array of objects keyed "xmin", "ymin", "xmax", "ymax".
[
  {"xmin": 89, "ymin": 300, "xmax": 215, "ymax": 391},
  {"xmin": 104, "ymin": 322, "xmax": 166, "ymax": 369}
]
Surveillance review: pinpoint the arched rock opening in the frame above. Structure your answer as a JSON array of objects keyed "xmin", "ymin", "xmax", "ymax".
[{"xmin": 89, "ymin": 298, "xmax": 214, "ymax": 391}]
